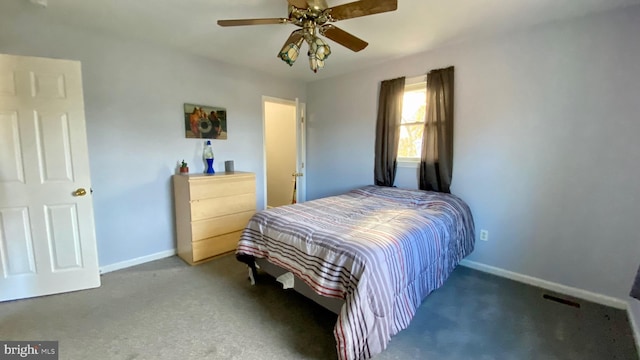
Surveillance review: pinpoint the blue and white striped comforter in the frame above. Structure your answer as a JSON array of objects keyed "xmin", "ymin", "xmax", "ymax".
[{"xmin": 237, "ymin": 185, "xmax": 475, "ymax": 360}]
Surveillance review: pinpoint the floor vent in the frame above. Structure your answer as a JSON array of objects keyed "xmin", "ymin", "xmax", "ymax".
[{"xmin": 543, "ymin": 294, "xmax": 581, "ymax": 308}]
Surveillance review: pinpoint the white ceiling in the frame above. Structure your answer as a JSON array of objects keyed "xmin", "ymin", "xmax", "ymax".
[{"xmin": 18, "ymin": 0, "xmax": 640, "ymax": 82}]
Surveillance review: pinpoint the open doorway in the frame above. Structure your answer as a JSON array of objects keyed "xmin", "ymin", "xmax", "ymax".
[{"xmin": 263, "ymin": 97, "xmax": 305, "ymax": 209}]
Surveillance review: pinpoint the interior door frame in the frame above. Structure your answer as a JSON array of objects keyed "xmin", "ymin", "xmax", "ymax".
[{"xmin": 261, "ymin": 96, "xmax": 306, "ymax": 209}]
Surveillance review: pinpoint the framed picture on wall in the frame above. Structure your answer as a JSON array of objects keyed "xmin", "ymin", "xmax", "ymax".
[{"xmin": 183, "ymin": 103, "xmax": 227, "ymax": 139}]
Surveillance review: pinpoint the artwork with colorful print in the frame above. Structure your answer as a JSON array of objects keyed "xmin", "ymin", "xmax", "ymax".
[{"xmin": 184, "ymin": 103, "xmax": 227, "ymax": 139}]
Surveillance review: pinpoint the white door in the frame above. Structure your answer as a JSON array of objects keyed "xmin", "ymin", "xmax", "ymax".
[{"xmin": 0, "ymin": 54, "xmax": 100, "ymax": 302}]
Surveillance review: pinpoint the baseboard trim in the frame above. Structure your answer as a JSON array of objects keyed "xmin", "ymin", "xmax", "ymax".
[
  {"xmin": 459, "ymin": 259, "xmax": 627, "ymax": 310},
  {"xmin": 628, "ymin": 301, "xmax": 640, "ymax": 353},
  {"xmin": 99, "ymin": 249, "xmax": 177, "ymax": 274}
]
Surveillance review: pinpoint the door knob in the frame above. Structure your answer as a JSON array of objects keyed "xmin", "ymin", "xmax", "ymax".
[{"xmin": 73, "ymin": 188, "xmax": 87, "ymax": 196}]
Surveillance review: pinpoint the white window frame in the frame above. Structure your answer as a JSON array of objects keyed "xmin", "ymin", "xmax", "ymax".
[{"xmin": 397, "ymin": 75, "xmax": 427, "ymax": 168}]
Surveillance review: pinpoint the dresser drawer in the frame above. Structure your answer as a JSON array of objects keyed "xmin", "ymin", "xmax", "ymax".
[
  {"xmin": 191, "ymin": 210, "xmax": 254, "ymax": 241},
  {"xmin": 190, "ymin": 193, "xmax": 256, "ymax": 221},
  {"xmin": 190, "ymin": 176, "xmax": 255, "ymax": 200},
  {"xmin": 192, "ymin": 231, "xmax": 241, "ymax": 262}
]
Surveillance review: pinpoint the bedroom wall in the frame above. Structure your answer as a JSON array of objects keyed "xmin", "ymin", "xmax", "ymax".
[
  {"xmin": 305, "ymin": 4, "xmax": 640, "ymax": 303},
  {"xmin": 0, "ymin": 3, "xmax": 305, "ymax": 268}
]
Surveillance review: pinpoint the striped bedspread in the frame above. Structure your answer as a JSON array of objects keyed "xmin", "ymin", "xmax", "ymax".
[{"xmin": 236, "ymin": 185, "xmax": 475, "ymax": 360}]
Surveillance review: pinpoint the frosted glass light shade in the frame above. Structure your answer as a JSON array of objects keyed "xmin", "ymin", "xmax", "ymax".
[
  {"xmin": 307, "ymin": 36, "xmax": 331, "ymax": 73},
  {"xmin": 279, "ymin": 35, "xmax": 304, "ymax": 66},
  {"xmin": 279, "ymin": 43, "xmax": 301, "ymax": 66}
]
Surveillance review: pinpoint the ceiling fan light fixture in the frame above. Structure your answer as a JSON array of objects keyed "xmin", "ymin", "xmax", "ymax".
[
  {"xmin": 218, "ymin": 0, "xmax": 398, "ymax": 73},
  {"xmin": 308, "ymin": 57, "xmax": 325, "ymax": 73},
  {"xmin": 307, "ymin": 36, "xmax": 331, "ymax": 73},
  {"xmin": 279, "ymin": 35, "xmax": 304, "ymax": 66}
]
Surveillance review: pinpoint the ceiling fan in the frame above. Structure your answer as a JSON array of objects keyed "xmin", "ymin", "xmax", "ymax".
[{"xmin": 217, "ymin": 0, "xmax": 398, "ymax": 73}]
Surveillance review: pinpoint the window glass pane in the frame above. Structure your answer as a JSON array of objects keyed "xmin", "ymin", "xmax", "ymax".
[
  {"xmin": 398, "ymin": 81, "xmax": 426, "ymax": 159},
  {"xmin": 401, "ymin": 87, "xmax": 426, "ymax": 124},
  {"xmin": 397, "ymin": 124, "xmax": 424, "ymax": 158}
]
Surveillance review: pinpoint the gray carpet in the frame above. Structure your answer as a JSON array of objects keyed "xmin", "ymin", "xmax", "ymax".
[{"xmin": 0, "ymin": 254, "xmax": 637, "ymax": 360}]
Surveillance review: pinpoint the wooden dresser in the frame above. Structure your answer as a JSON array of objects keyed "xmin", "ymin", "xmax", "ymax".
[{"xmin": 173, "ymin": 172, "xmax": 256, "ymax": 265}]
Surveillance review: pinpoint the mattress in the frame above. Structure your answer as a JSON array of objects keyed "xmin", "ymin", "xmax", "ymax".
[{"xmin": 236, "ymin": 185, "xmax": 475, "ymax": 360}]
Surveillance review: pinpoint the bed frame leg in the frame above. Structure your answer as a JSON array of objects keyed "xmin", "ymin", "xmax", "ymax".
[
  {"xmin": 248, "ymin": 266, "xmax": 256, "ymax": 285},
  {"xmin": 236, "ymin": 254, "xmax": 259, "ymax": 285}
]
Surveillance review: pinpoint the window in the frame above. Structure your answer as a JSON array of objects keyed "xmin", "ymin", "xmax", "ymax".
[{"xmin": 397, "ymin": 79, "xmax": 426, "ymax": 162}]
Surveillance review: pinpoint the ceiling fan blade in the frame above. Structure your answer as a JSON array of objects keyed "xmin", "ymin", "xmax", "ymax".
[
  {"xmin": 328, "ymin": 0, "xmax": 398, "ymax": 21},
  {"xmin": 320, "ymin": 25, "xmax": 368, "ymax": 52},
  {"xmin": 217, "ymin": 18, "xmax": 290, "ymax": 27}
]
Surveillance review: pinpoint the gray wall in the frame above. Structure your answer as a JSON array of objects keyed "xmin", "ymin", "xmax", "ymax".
[
  {"xmin": 306, "ymin": 4, "xmax": 640, "ymax": 307},
  {"xmin": 0, "ymin": 4, "xmax": 305, "ymax": 267}
]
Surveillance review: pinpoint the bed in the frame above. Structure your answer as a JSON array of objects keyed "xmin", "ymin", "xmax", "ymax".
[{"xmin": 236, "ymin": 185, "xmax": 475, "ymax": 360}]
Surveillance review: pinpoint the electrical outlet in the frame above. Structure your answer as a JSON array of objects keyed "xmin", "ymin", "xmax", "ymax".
[{"xmin": 479, "ymin": 230, "xmax": 489, "ymax": 241}]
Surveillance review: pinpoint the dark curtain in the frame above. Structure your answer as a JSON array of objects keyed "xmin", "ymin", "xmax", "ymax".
[
  {"xmin": 631, "ymin": 264, "xmax": 640, "ymax": 300},
  {"xmin": 419, "ymin": 66, "xmax": 454, "ymax": 193},
  {"xmin": 374, "ymin": 77, "xmax": 405, "ymax": 187}
]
